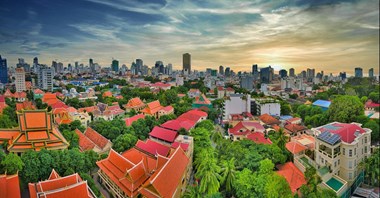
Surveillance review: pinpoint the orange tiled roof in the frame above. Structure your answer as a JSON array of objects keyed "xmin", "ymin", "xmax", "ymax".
[
  {"xmin": 141, "ymin": 100, "xmax": 163, "ymax": 115},
  {"xmin": 28, "ymin": 170, "xmax": 95, "ymax": 198},
  {"xmin": 0, "ymin": 174, "xmax": 21, "ymax": 198},
  {"xmin": 84, "ymin": 127, "xmax": 109, "ymax": 149},
  {"xmin": 284, "ymin": 124, "xmax": 306, "ymax": 134},
  {"xmin": 285, "ymin": 141, "xmax": 307, "ymax": 154},
  {"xmin": 102, "ymin": 91, "xmax": 113, "ymax": 98},
  {"xmin": 75, "ymin": 129, "xmax": 96, "ymax": 152},
  {"xmin": 125, "ymin": 97, "xmax": 145, "ymax": 108},
  {"xmin": 33, "ymin": 89, "xmax": 45, "ymax": 94},
  {"xmin": 42, "ymin": 93, "xmax": 59, "ymax": 106},
  {"xmin": 194, "ymin": 94, "xmax": 211, "ymax": 105},
  {"xmin": 140, "ymin": 147, "xmax": 189, "ymax": 198},
  {"xmin": 125, "ymin": 114, "xmax": 145, "ymax": 126},
  {"xmin": 277, "ymin": 162, "xmax": 306, "ymax": 193},
  {"xmin": 16, "ymin": 101, "xmax": 35, "ymax": 111},
  {"xmin": 3, "ymin": 89, "xmax": 13, "ymax": 97},
  {"xmin": 0, "ymin": 110, "xmax": 69, "ymax": 152},
  {"xmin": 259, "ymin": 114, "xmax": 281, "ymax": 125}
]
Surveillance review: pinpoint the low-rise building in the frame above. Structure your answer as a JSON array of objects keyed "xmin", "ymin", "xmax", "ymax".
[
  {"xmin": 123, "ymin": 97, "xmax": 146, "ymax": 112},
  {"xmin": 141, "ymin": 100, "xmax": 173, "ymax": 119},
  {"xmin": 28, "ymin": 169, "xmax": 96, "ymax": 198},
  {"xmin": 251, "ymin": 98, "xmax": 281, "ymax": 116},
  {"xmin": 75, "ymin": 127, "xmax": 112, "ymax": 154},
  {"xmin": 223, "ymin": 94, "xmax": 251, "ymax": 121}
]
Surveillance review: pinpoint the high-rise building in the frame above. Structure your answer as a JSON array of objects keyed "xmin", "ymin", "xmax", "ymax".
[
  {"xmin": 225, "ymin": 67, "xmax": 231, "ymax": 77},
  {"xmin": 307, "ymin": 68, "xmax": 315, "ymax": 82},
  {"xmin": 38, "ymin": 66, "xmax": 54, "ymax": 91},
  {"xmin": 260, "ymin": 66, "xmax": 274, "ymax": 83},
  {"xmin": 252, "ymin": 64, "xmax": 258, "ymax": 75},
  {"xmin": 136, "ymin": 59, "xmax": 143, "ymax": 74},
  {"xmin": 112, "ymin": 59, "xmax": 119, "ymax": 72},
  {"xmin": 369, "ymin": 68, "xmax": 374, "ymax": 78},
  {"xmin": 240, "ymin": 75, "xmax": 254, "ymax": 90},
  {"xmin": 167, "ymin": 63, "xmax": 173, "ymax": 75},
  {"xmin": 15, "ymin": 67, "xmax": 26, "ymax": 92},
  {"xmin": 339, "ymin": 72, "xmax": 347, "ymax": 80},
  {"xmin": 219, "ymin": 65, "xmax": 224, "ymax": 75},
  {"xmin": 355, "ymin": 67, "xmax": 363, "ymax": 78},
  {"xmin": 33, "ymin": 57, "xmax": 38, "ymax": 65},
  {"xmin": 183, "ymin": 53, "xmax": 191, "ymax": 75},
  {"xmin": 0, "ymin": 55, "xmax": 8, "ymax": 84},
  {"xmin": 289, "ymin": 68, "xmax": 295, "ymax": 77},
  {"xmin": 279, "ymin": 69, "xmax": 287, "ymax": 78}
]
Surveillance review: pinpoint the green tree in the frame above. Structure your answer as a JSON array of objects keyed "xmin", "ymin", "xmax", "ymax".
[
  {"xmin": 369, "ymin": 92, "xmax": 380, "ymax": 103},
  {"xmin": 364, "ymin": 120, "xmax": 379, "ymax": 144},
  {"xmin": 184, "ymin": 185, "xmax": 203, "ymax": 198},
  {"xmin": 0, "ymin": 114, "xmax": 16, "ymax": 128},
  {"xmin": 2, "ymin": 153, "xmax": 24, "ymax": 175},
  {"xmin": 327, "ymin": 95, "xmax": 364, "ymax": 123},
  {"xmin": 195, "ymin": 149, "xmax": 221, "ymax": 195},
  {"xmin": 220, "ymin": 158, "xmax": 236, "ymax": 194},
  {"xmin": 112, "ymin": 133, "xmax": 138, "ymax": 153},
  {"xmin": 196, "ymin": 120, "xmax": 215, "ymax": 131},
  {"xmin": 235, "ymin": 168, "xmax": 257, "ymax": 198}
]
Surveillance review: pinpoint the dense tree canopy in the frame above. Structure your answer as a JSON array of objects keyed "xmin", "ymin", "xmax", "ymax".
[{"xmin": 327, "ymin": 95, "xmax": 364, "ymax": 123}]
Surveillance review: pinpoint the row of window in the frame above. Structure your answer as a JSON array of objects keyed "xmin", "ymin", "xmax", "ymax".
[{"xmin": 342, "ymin": 146, "xmax": 368, "ymax": 157}]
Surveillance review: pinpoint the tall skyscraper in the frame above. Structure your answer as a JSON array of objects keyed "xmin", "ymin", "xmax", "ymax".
[
  {"xmin": 183, "ymin": 53, "xmax": 191, "ymax": 75},
  {"xmin": 0, "ymin": 55, "xmax": 8, "ymax": 84},
  {"xmin": 240, "ymin": 75, "xmax": 254, "ymax": 90},
  {"xmin": 260, "ymin": 66, "xmax": 274, "ymax": 83},
  {"xmin": 279, "ymin": 69, "xmax": 288, "ymax": 78},
  {"xmin": 112, "ymin": 59, "xmax": 119, "ymax": 72},
  {"xmin": 225, "ymin": 67, "xmax": 231, "ymax": 77},
  {"xmin": 306, "ymin": 68, "xmax": 315, "ymax": 82},
  {"xmin": 136, "ymin": 59, "xmax": 143, "ymax": 74},
  {"xmin": 33, "ymin": 57, "xmax": 38, "ymax": 64},
  {"xmin": 369, "ymin": 68, "xmax": 374, "ymax": 78},
  {"xmin": 219, "ymin": 65, "xmax": 224, "ymax": 75},
  {"xmin": 167, "ymin": 63, "xmax": 173, "ymax": 75},
  {"xmin": 252, "ymin": 64, "xmax": 258, "ymax": 75},
  {"xmin": 355, "ymin": 67, "xmax": 363, "ymax": 77},
  {"xmin": 15, "ymin": 67, "xmax": 26, "ymax": 92},
  {"xmin": 339, "ymin": 72, "xmax": 347, "ymax": 80},
  {"xmin": 289, "ymin": 68, "xmax": 295, "ymax": 77}
]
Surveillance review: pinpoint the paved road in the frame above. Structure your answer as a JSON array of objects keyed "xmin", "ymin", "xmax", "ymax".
[{"xmin": 92, "ymin": 171, "xmax": 111, "ymax": 198}]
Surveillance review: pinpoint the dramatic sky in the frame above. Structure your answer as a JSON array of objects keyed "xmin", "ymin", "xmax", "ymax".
[{"xmin": 0, "ymin": 0, "xmax": 379, "ymax": 75}]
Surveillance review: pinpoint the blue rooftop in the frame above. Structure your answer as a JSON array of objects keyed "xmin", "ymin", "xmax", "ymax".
[
  {"xmin": 280, "ymin": 115, "xmax": 293, "ymax": 120},
  {"xmin": 312, "ymin": 100, "xmax": 331, "ymax": 108}
]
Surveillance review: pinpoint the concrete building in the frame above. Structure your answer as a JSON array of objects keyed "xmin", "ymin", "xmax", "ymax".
[
  {"xmin": 15, "ymin": 67, "xmax": 26, "ymax": 92},
  {"xmin": 183, "ymin": 53, "xmax": 191, "ymax": 75},
  {"xmin": 38, "ymin": 67, "xmax": 54, "ymax": 91},
  {"xmin": 355, "ymin": 67, "xmax": 363, "ymax": 78},
  {"xmin": 289, "ymin": 68, "xmax": 295, "ymax": 77},
  {"xmin": 240, "ymin": 75, "xmax": 254, "ymax": 90},
  {"xmin": 251, "ymin": 98, "xmax": 281, "ymax": 116},
  {"xmin": 223, "ymin": 94, "xmax": 251, "ymax": 121},
  {"xmin": 176, "ymin": 75, "xmax": 184, "ymax": 86},
  {"xmin": 0, "ymin": 55, "xmax": 8, "ymax": 84},
  {"xmin": 369, "ymin": 68, "xmax": 374, "ymax": 78},
  {"xmin": 260, "ymin": 66, "xmax": 274, "ymax": 83},
  {"xmin": 312, "ymin": 122, "xmax": 371, "ymax": 189}
]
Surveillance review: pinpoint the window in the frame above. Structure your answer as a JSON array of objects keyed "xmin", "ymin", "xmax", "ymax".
[
  {"xmin": 338, "ymin": 159, "xmax": 340, "ymax": 165},
  {"xmin": 349, "ymin": 161, "xmax": 352, "ymax": 169},
  {"xmin": 342, "ymin": 148, "xmax": 345, "ymax": 156},
  {"xmin": 365, "ymin": 137, "xmax": 367, "ymax": 143},
  {"xmin": 349, "ymin": 149, "xmax": 352, "ymax": 157},
  {"xmin": 354, "ymin": 148, "xmax": 357, "ymax": 155},
  {"xmin": 365, "ymin": 146, "xmax": 368, "ymax": 154},
  {"xmin": 349, "ymin": 173, "xmax": 353, "ymax": 180},
  {"xmin": 334, "ymin": 161, "xmax": 337, "ymax": 167}
]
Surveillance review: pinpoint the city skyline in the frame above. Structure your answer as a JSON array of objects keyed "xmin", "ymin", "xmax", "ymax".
[{"xmin": 0, "ymin": 0, "xmax": 379, "ymax": 75}]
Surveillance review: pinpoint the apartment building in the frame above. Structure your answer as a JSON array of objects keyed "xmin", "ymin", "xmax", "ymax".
[{"xmin": 15, "ymin": 67, "xmax": 26, "ymax": 92}]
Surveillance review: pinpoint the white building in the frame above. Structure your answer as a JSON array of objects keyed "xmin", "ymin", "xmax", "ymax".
[
  {"xmin": 312, "ymin": 122, "xmax": 371, "ymax": 185},
  {"xmin": 223, "ymin": 94, "xmax": 251, "ymax": 121},
  {"xmin": 15, "ymin": 67, "xmax": 26, "ymax": 92},
  {"xmin": 38, "ymin": 67, "xmax": 54, "ymax": 91},
  {"xmin": 176, "ymin": 75, "xmax": 184, "ymax": 86},
  {"xmin": 251, "ymin": 98, "xmax": 281, "ymax": 116}
]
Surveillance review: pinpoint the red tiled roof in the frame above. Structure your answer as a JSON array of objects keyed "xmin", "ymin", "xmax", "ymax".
[
  {"xmin": 84, "ymin": 127, "xmax": 109, "ymax": 149},
  {"xmin": 160, "ymin": 119, "xmax": 194, "ymax": 131},
  {"xmin": 246, "ymin": 132, "xmax": 272, "ymax": 144},
  {"xmin": 286, "ymin": 142, "xmax": 307, "ymax": 154},
  {"xmin": 286, "ymin": 117, "xmax": 302, "ymax": 123},
  {"xmin": 276, "ymin": 162, "xmax": 306, "ymax": 193},
  {"xmin": 135, "ymin": 139, "xmax": 171, "ymax": 156},
  {"xmin": 194, "ymin": 94, "xmax": 211, "ymax": 105},
  {"xmin": 13, "ymin": 92, "xmax": 27, "ymax": 98},
  {"xmin": 125, "ymin": 97, "xmax": 145, "ymax": 108},
  {"xmin": 272, "ymin": 125, "xmax": 281, "ymax": 132},
  {"xmin": 0, "ymin": 174, "xmax": 21, "ymax": 198},
  {"xmin": 125, "ymin": 114, "xmax": 145, "ymax": 126},
  {"xmin": 48, "ymin": 169, "xmax": 60, "ymax": 180},
  {"xmin": 151, "ymin": 82, "xmax": 171, "ymax": 88},
  {"xmin": 42, "ymin": 93, "xmax": 59, "ymax": 105},
  {"xmin": 159, "ymin": 105, "xmax": 173, "ymax": 113},
  {"xmin": 16, "ymin": 101, "xmax": 35, "ymax": 111},
  {"xmin": 177, "ymin": 109, "xmax": 207, "ymax": 123},
  {"xmin": 0, "ymin": 95, "xmax": 5, "ymax": 102},
  {"xmin": 33, "ymin": 89, "xmax": 44, "ymax": 94},
  {"xmin": 140, "ymin": 147, "xmax": 189, "ymax": 198},
  {"xmin": 75, "ymin": 129, "xmax": 96, "ymax": 151},
  {"xmin": 149, "ymin": 126, "xmax": 178, "ymax": 143},
  {"xmin": 171, "ymin": 142, "xmax": 189, "ymax": 151},
  {"xmin": 285, "ymin": 124, "xmax": 306, "ymax": 134},
  {"xmin": 229, "ymin": 121, "xmax": 266, "ymax": 136},
  {"xmin": 50, "ymin": 101, "xmax": 69, "ymax": 109},
  {"xmin": 78, "ymin": 106, "xmax": 98, "ymax": 113},
  {"xmin": 365, "ymin": 100, "xmax": 380, "ymax": 108},
  {"xmin": 259, "ymin": 114, "xmax": 281, "ymax": 125},
  {"xmin": 317, "ymin": 122, "xmax": 366, "ymax": 144}
]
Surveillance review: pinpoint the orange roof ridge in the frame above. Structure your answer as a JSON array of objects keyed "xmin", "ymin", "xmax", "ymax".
[
  {"xmin": 36, "ymin": 180, "xmax": 93, "ymax": 197},
  {"xmin": 150, "ymin": 147, "xmax": 181, "ymax": 184},
  {"xmin": 109, "ymin": 149, "xmax": 136, "ymax": 167},
  {"xmin": 48, "ymin": 169, "xmax": 60, "ymax": 180}
]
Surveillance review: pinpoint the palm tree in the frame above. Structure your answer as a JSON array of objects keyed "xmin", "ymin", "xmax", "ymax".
[
  {"xmin": 211, "ymin": 131, "xmax": 223, "ymax": 145},
  {"xmin": 221, "ymin": 158, "xmax": 236, "ymax": 194},
  {"xmin": 195, "ymin": 153, "xmax": 221, "ymax": 195},
  {"xmin": 183, "ymin": 184, "xmax": 203, "ymax": 198},
  {"xmin": 277, "ymin": 128, "xmax": 287, "ymax": 150}
]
